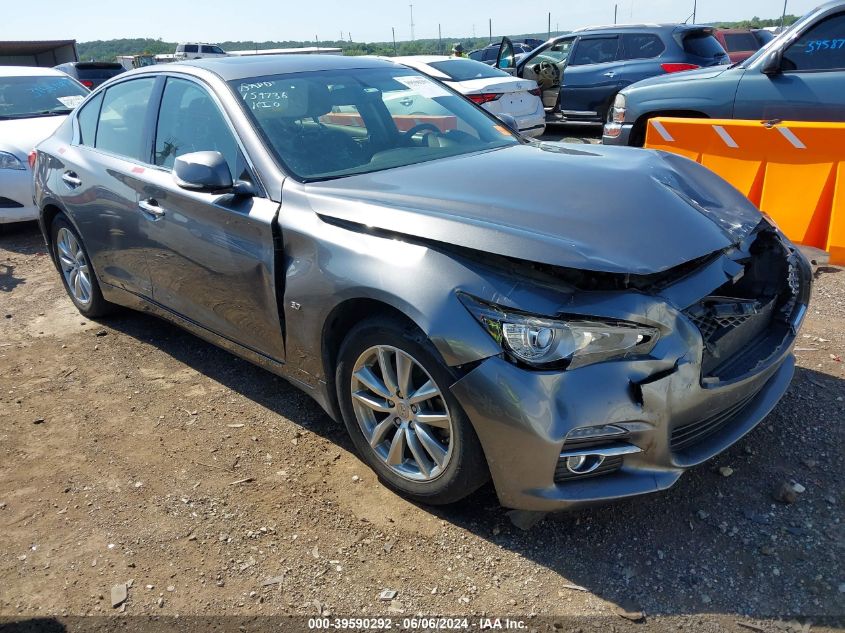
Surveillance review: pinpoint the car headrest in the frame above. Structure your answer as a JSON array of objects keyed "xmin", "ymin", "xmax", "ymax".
[{"xmin": 267, "ymin": 81, "xmax": 331, "ymax": 120}]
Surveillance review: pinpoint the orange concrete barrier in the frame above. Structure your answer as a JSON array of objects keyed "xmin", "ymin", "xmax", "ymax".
[{"xmin": 645, "ymin": 117, "xmax": 845, "ymax": 265}]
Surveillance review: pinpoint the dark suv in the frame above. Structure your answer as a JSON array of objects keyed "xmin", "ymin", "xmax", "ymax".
[
  {"xmin": 496, "ymin": 24, "xmax": 729, "ymax": 124},
  {"xmin": 53, "ymin": 62, "xmax": 124, "ymax": 89}
]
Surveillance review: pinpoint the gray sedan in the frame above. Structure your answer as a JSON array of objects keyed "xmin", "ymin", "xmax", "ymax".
[{"xmin": 33, "ymin": 55, "xmax": 810, "ymax": 511}]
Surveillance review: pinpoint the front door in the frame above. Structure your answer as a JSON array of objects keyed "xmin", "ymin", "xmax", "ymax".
[
  {"xmin": 495, "ymin": 37, "xmax": 517, "ymax": 75},
  {"xmin": 559, "ymin": 35, "xmax": 623, "ymax": 120},
  {"xmin": 733, "ymin": 10, "xmax": 845, "ymax": 121},
  {"xmin": 140, "ymin": 76, "xmax": 286, "ymax": 361}
]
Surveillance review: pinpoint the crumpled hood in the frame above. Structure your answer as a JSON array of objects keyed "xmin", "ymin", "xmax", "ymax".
[
  {"xmin": 0, "ymin": 116, "xmax": 66, "ymax": 158},
  {"xmin": 303, "ymin": 142, "xmax": 762, "ymax": 275}
]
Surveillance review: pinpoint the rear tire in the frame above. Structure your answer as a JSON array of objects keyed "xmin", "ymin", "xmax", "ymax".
[
  {"xmin": 50, "ymin": 214, "xmax": 114, "ymax": 318},
  {"xmin": 335, "ymin": 317, "xmax": 489, "ymax": 505}
]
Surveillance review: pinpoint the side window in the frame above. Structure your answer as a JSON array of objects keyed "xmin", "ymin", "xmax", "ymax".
[
  {"xmin": 468, "ymin": 50, "xmax": 482, "ymax": 61},
  {"xmin": 621, "ymin": 33, "xmax": 666, "ymax": 60},
  {"xmin": 482, "ymin": 48, "xmax": 498, "ymax": 62},
  {"xmin": 531, "ymin": 39, "xmax": 574, "ymax": 66},
  {"xmin": 782, "ymin": 13, "xmax": 845, "ymax": 71},
  {"xmin": 154, "ymin": 78, "xmax": 244, "ymax": 181},
  {"xmin": 77, "ymin": 91, "xmax": 103, "ymax": 145},
  {"xmin": 95, "ymin": 78, "xmax": 156, "ymax": 161},
  {"xmin": 570, "ymin": 37, "xmax": 621, "ymax": 66},
  {"xmin": 184, "ymin": 45, "xmax": 199, "ymax": 54}
]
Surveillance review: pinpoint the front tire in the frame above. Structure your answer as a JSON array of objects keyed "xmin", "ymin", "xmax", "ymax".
[
  {"xmin": 335, "ymin": 317, "xmax": 489, "ymax": 505},
  {"xmin": 51, "ymin": 214, "xmax": 114, "ymax": 318}
]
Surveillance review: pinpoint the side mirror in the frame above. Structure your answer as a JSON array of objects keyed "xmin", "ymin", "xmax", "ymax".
[
  {"xmin": 761, "ymin": 50, "xmax": 782, "ymax": 76},
  {"xmin": 497, "ymin": 113, "xmax": 521, "ymax": 135},
  {"xmin": 173, "ymin": 151, "xmax": 234, "ymax": 194}
]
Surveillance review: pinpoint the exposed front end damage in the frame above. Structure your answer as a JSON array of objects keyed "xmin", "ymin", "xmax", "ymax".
[{"xmin": 449, "ymin": 223, "xmax": 811, "ymax": 511}]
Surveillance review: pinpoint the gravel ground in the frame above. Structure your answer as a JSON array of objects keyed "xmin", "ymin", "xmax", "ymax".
[{"xmin": 1, "ymin": 177, "xmax": 843, "ymax": 633}]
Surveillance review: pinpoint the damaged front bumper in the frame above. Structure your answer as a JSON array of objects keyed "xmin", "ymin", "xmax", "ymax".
[{"xmin": 450, "ymin": 227, "xmax": 812, "ymax": 511}]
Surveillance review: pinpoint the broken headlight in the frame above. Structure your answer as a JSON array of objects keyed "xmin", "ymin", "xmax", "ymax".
[{"xmin": 460, "ymin": 294, "xmax": 658, "ymax": 369}]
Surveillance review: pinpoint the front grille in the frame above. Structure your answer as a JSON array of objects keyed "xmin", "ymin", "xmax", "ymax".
[
  {"xmin": 554, "ymin": 455, "xmax": 623, "ymax": 483},
  {"xmin": 670, "ymin": 391, "xmax": 757, "ymax": 451},
  {"xmin": 684, "ymin": 231, "xmax": 804, "ymax": 383},
  {"xmin": 0, "ymin": 197, "xmax": 24, "ymax": 209},
  {"xmin": 688, "ymin": 306, "xmax": 756, "ymax": 342}
]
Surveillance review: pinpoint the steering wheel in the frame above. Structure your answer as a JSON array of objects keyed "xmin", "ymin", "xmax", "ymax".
[
  {"xmin": 533, "ymin": 60, "xmax": 560, "ymax": 89},
  {"xmin": 402, "ymin": 122, "xmax": 442, "ymax": 144}
]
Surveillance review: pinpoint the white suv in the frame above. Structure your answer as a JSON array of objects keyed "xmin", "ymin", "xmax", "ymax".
[{"xmin": 174, "ymin": 43, "xmax": 228, "ymax": 61}]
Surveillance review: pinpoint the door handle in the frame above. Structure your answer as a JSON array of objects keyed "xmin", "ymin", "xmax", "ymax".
[
  {"xmin": 603, "ymin": 71, "xmax": 616, "ymax": 78},
  {"xmin": 138, "ymin": 198, "xmax": 165, "ymax": 219},
  {"xmin": 62, "ymin": 171, "xmax": 82, "ymax": 189}
]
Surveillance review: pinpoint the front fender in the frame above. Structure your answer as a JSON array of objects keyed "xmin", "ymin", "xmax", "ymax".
[{"xmin": 278, "ymin": 184, "xmax": 508, "ymax": 385}]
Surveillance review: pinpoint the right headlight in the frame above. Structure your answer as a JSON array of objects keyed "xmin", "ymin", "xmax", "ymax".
[
  {"xmin": 610, "ymin": 93, "xmax": 627, "ymax": 123},
  {"xmin": 459, "ymin": 294, "xmax": 659, "ymax": 369}
]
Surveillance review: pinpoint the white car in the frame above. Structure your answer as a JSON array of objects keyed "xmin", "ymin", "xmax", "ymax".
[
  {"xmin": 0, "ymin": 67, "xmax": 88, "ymax": 224},
  {"xmin": 391, "ymin": 56, "xmax": 546, "ymax": 137},
  {"xmin": 174, "ymin": 43, "xmax": 228, "ymax": 61}
]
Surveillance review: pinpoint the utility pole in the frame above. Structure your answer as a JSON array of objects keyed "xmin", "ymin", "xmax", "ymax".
[
  {"xmin": 409, "ymin": 4, "xmax": 415, "ymax": 41},
  {"xmin": 392, "ymin": 27, "xmax": 397, "ymax": 55},
  {"xmin": 489, "ymin": 19, "xmax": 492, "ymax": 44},
  {"xmin": 438, "ymin": 23, "xmax": 442, "ymax": 54},
  {"xmin": 614, "ymin": 4, "xmax": 618, "ymax": 24},
  {"xmin": 692, "ymin": 0, "xmax": 697, "ymax": 24},
  {"xmin": 547, "ymin": 13, "xmax": 551, "ymax": 39},
  {"xmin": 780, "ymin": 0, "xmax": 788, "ymax": 29}
]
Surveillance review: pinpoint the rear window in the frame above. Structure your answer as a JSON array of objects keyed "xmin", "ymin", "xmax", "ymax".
[
  {"xmin": 76, "ymin": 64, "xmax": 124, "ymax": 80},
  {"xmin": 723, "ymin": 32, "xmax": 760, "ymax": 52},
  {"xmin": 427, "ymin": 59, "xmax": 510, "ymax": 81},
  {"xmin": 683, "ymin": 32, "xmax": 729, "ymax": 60}
]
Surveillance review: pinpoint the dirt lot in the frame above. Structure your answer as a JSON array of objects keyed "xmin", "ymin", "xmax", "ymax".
[{"xmin": 1, "ymin": 177, "xmax": 844, "ymax": 631}]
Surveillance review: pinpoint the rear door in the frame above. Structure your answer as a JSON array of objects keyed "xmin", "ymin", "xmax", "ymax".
[
  {"xmin": 615, "ymin": 33, "xmax": 668, "ymax": 88},
  {"xmin": 733, "ymin": 11, "xmax": 845, "ymax": 121},
  {"xmin": 139, "ymin": 75, "xmax": 286, "ymax": 360},
  {"xmin": 61, "ymin": 76, "xmax": 159, "ymax": 297},
  {"xmin": 559, "ymin": 35, "xmax": 623, "ymax": 118}
]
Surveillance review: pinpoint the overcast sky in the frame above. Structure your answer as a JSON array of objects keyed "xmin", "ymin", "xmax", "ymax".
[{"xmin": 9, "ymin": 0, "xmax": 821, "ymax": 43}]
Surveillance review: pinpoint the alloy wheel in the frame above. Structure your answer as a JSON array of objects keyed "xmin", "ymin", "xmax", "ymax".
[
  {"xmin": 56, "ymin": 227, "xmax": 92, "ymax": 306},
  {"xmin": 350, "ymin": 345, "xmax": 455, "ymax": 482}
]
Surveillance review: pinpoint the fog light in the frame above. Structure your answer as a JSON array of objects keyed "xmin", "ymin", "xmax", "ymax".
[
  {"xmin": 603, "ymin": 123, "xmax": 622, "ymax": 138},
  {"xmin": 566, "ymin": 454, "xmax": 605, "ymax": 474}
]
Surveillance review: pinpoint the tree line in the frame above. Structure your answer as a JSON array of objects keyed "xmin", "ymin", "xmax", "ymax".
[{"xmin": 76, "ymin": 15, "xmax": 802, "ymax": 62}]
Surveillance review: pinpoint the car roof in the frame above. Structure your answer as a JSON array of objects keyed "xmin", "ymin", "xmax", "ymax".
[
  {"xmin": 172, "ymin": 54, "xmax": 400, "ymax": 80},
  {"xmin": 0, "ymin": 66, "xmax": 67, "ymax": 78},
  {"xmin": 570, "ymin": 23, "xmax": 711, "ymax": 35}
]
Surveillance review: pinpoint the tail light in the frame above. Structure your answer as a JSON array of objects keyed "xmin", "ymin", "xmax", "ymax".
[
  {"xmin": 661, "ymin": 63, "xmax": 700, "ymax": 74},
  {"xmin": 467, "ymin": 93, "xmax": 503, "ymax": 105},
  {"xmin": 81, "ymin": 80, "xmax": 94, "ymax": 88},
  {"xmin": 528, "ymin": 87, "xmax": 542, "ymax": 97},
  {"xmin": 28, "ymin": 151, "xmax": 37, "ymax": 170}
]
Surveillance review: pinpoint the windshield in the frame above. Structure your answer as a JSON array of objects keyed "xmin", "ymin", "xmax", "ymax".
[
  {"xmin": 427, "ymin": 59, "xmax": 511, "ymax": 81},
  {"xmin": 231, "ymin": 67, "xmax": 519, "ymax": 181},
  {"xmin": 0, "ymin": 75, "xmax": 88, "ymax": 119},
  {"xmin": 742, "ymin": 17, "xmax": 806, "ymax": 67}
]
